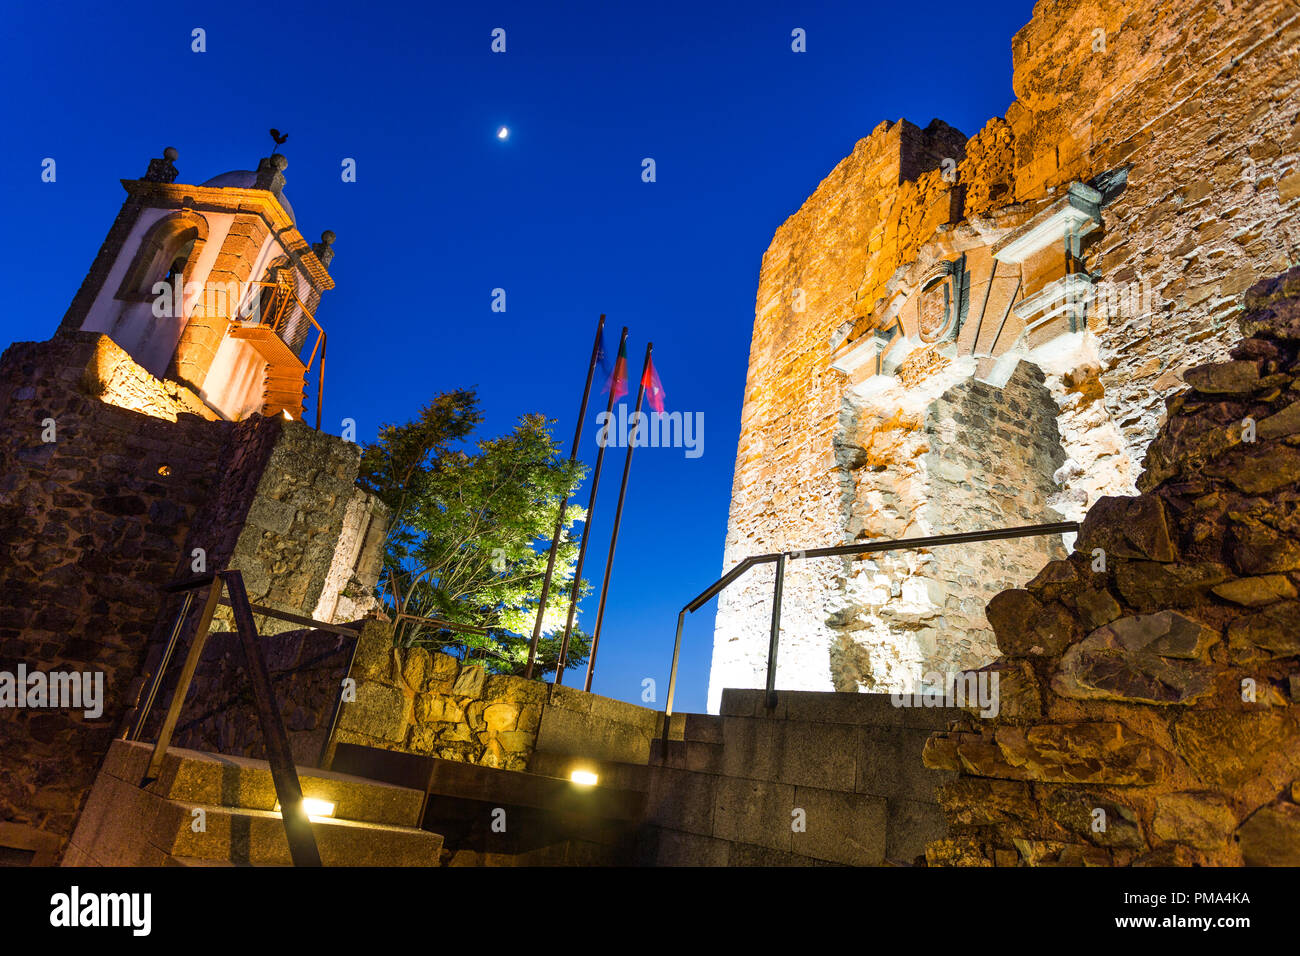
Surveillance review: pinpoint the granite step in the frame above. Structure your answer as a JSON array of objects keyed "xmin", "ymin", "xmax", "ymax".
[
  {"xmin": 157, "ymin": 801, "xmax": 441, "ymax": 866},
  {"xmin": 104, "ymin": 739, "xmax": 425, "ymax": 828},
  {"xmin": 526, "ymin": 750, "xmax": 657, "ymax": 792},
  {"xmin": 68, "ymin": 741, "xmax": 445, "ymax": 867},
  {"xmin": 720, "ymin": 688, "xmax": 964, "ymax": 729}
]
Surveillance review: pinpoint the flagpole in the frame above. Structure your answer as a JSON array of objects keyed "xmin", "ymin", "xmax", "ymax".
[
  {"xmin": 554, "ymin": 326, "xmax": 628, "ymax": 684},
  {"xmin": 524, "ymin": 314, "xmax": 605, "ymax": 680},
  {"xmin": 584, "ymin": 342, "xmax": 652, "ymax": 692}
]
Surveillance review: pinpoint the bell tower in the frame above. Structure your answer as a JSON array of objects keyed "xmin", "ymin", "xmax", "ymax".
[{"xmin": 58, "ymin": 145, "xmax": 337, "ymax": 423}]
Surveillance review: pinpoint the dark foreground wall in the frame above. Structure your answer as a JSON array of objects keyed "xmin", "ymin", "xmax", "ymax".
[
  {"xmin": 0, "ymin": 332, "xmax": 379, "ymax": 863},
  {"xmin": 925, "ymin": 268, "xmax": 1300, "ymax": 866}
]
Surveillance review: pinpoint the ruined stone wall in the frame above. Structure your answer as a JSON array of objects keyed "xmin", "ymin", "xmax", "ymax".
[
  {"xmin": 0, "ymin": 333, "xmax": 230, "ymax": 859},
  {"xmin": 712, "ymin": 0, "xmax": 1300, "ymax": 710},
  {"xmin": 219, "ymin": 421, "xmax": 375, "ymax": 635},
  {"xmin": 711, "ymin": 119, "xmax": 968, "ymax": 709},
  {"xmin": 924, "ymin": 270, "xmax": 1300, "ymax": 866},
  {"xmin": 830, "ymin": 362, "xmax": 1069, "ymax": 692}
]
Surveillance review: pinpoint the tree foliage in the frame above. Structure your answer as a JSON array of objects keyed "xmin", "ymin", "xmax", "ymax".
[{"xmin": 358, "ymin": 389, "xmax": 590, "ymax": 676}]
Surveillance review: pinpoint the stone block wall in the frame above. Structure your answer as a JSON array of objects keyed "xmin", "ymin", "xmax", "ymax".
[
  {"xmin": 829, "ymin": 360, "xmax": 1069, "ymax": 693},
  {"xmin": 923, "ymin": 269, "xmax": 1300, "ymax": 866},
  {"xmin": 213, "ymin": 420, "xmax": 383, "ymax": 636},
  {"xmin": 335, "ymin": 628, "xmax": 548, "ymax": 771},
  {"xmin": 0, "ymin": 332, "xmax": 392, "ymax": 862},
  {"xmin": 634, "ymin": 689, "xmax": 960, "ymax": 866}
]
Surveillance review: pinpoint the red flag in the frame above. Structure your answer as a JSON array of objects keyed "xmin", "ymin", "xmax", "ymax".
[
  {"xmin": 642, "ymin": 355, "xmax": 665, "ymax": 413},
  {"xmin": 605, "ymin": 337, "xmax": 628, "ymax": 402}
]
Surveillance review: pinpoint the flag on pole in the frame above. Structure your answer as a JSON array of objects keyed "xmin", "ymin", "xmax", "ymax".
[
  {"xmin": 605, "ymin": 335, "xmax": 628, "ymax": 402},
  {"xmin": 642, "ymin": 354, "xmax": 665, "ymax": 413},
  {"xmin": 595, "ymin": 325, "xmax": 612, "ymax": 379}
]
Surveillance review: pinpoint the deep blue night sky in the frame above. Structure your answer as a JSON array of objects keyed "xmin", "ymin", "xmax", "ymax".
[{"xmin": 1, "ymin": 0, "xmax": 1033, "ymax": 713}]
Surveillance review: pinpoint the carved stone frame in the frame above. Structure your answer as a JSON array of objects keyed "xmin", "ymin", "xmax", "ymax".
[{"xmin": 113, "ymin": 209, "xmax": 210, "ymax": 305}]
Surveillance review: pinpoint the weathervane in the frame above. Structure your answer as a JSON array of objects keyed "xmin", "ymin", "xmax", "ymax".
[{"xmin": 269, "ymin": 128, "xmax": 288, "ymax": 154}]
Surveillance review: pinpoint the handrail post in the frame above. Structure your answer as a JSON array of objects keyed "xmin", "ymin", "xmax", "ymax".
[
  {"xmin": 765, "ymin": 553, "xmax": 786, "ymax": 711},
  {"xmin": 129, "ymin": 590, "xmax": 194, "ymax": 741},
  {"xmin": 315, "ymin": 333, "xmax": 325, "ymax": 431},
  {"xmin": 665, "ymin": 610, "xmax": 686, "ymax": 718},
  {"xmin": 221, "ymin": 570, "xmax": 323, "ymax": 867},
  {"xmin": 317, "ymin": 627, "xmax": 361, "ymax": 771},
  {"xmin": 145, "ymin": 578, "xmax": 223, "ymax": 782}
]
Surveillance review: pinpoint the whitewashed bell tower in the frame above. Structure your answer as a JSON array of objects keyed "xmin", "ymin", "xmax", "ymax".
[{"xmin": 58, "ymin": 144, "xmax": 337, "ymax": 423}]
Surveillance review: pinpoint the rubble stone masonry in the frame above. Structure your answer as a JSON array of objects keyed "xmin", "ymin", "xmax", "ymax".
[
  {"xmin": 924, "ymin": 269, "xmax": 1300, "ymax": 866},
  {"xmin": 0, "ymin": 332, "xmax": 387, "ymax": 862}
]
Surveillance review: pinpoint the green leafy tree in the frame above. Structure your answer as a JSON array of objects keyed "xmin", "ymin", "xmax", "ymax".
[{"xmin": 358, "ymin": 389, "xmax": 590, "ymax": 676}]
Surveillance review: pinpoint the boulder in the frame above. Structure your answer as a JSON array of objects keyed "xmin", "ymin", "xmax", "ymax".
[
  {"xmin": 1077, "ymin": 495, "xmax": 1178, "ymax": 562},
  {"xmin": 1212, "ymin": 574, "xmax": 1297, "ymax": 606},
  {"xmin": 1236, "ymin": 801, "xmax": 1300, "ymax": 866},
  {"xmin": 1183, "ymin": 360, "xmax": 1259, "ymax": 394}
]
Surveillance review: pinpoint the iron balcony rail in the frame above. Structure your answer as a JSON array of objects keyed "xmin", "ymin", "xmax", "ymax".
[
  {"xmin": 664, "ymin": 520, "xmax": 1081, "ymax": 717},
  {"xmin": 246, "ymin": 278, "xmax": 328, "ymax": 429}
]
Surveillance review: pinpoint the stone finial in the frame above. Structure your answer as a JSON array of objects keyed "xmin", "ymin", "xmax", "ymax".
[
  {"xmin": 142, "ymin": 147, "xmax": 179, "ymax": 184},
  {"xmin": 254, "ymin": 153, "xmax": 288, "ymax": 193},
  {"xmin": 312, "ymin": 230, "xmax": 336, "ymax": 268}
]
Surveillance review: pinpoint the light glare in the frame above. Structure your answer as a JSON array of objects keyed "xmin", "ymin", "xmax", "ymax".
[{"xmin": 274, "ymin": 797, "xmax": 336, "ymax": 819}]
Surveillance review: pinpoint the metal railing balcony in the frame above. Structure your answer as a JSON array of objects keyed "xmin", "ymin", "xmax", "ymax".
[{"xmin": 229, "ymin": 278, "xmax": 328, "ymax": 428}]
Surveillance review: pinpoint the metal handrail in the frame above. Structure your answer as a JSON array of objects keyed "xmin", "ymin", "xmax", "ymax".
[
  {"xmin": 664, "ymin": 520, "xmax": 1081, "ymax": 717},
  {"xmin": 137, "ymin": 570, "xmax": 323, "ymax": 866}
]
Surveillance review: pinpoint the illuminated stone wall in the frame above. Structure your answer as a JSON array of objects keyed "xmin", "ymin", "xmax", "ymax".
[{"xmin": 711, "ymin": 0, "xmax": 1300, "ymax": 711}]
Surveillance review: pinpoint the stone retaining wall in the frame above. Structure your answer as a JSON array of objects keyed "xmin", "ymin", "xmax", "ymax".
[
  {"xmin": 334, "ymin": 624, "xmax": 661, "ymax": 772},
  {"xmin": 0, "ymin": 331, "xmax": 391, "ymax": 862}
]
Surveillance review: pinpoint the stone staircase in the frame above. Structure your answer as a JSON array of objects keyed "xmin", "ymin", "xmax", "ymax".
[
  {"xmin": 63, "ymin": 688, "xmax": 962, "ymax": 866},
  {"xmin": 63, "ymin": 740, "xmax": 442, "ymax": 866},
  {"xmin": 531, "ymin": 689, "xmax": 961, "ymax": 866},
  {"xmin": 330, "ymin": 742, "xmax": 647, "ymax": 866}
]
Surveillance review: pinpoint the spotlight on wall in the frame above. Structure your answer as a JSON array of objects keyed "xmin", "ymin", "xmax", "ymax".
[{"xmin": 570, "ymin": 770, "xmax": 598, "ymax": 787}]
